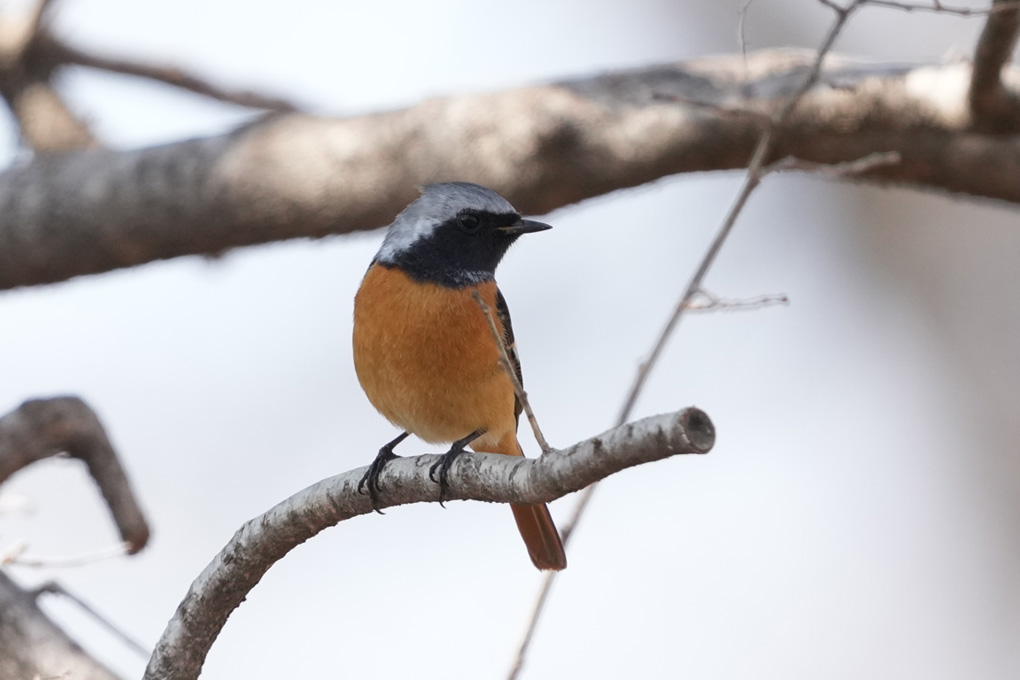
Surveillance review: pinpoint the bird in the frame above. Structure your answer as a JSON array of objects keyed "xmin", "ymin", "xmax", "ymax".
[{"xmin": 352, "ymin": 181, "xmax": 567, "ymax": 571}]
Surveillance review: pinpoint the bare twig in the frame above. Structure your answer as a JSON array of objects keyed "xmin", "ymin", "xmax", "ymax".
[
  {"xmin": 0, "ymin": 397, "xmax": 150, "ymax": 553},
  {"xmin": 764, "ymin": 150, "xmax": 902, "ymax": 176},
  {"xmin": 0, "ymin": 569, "xmax": 122, "ymax": 679},
  {"xmin": 968, "ymin": 0, "xmax": 1020, "ymax": 130},
  {"xmin": 684, "ymin": 290, "xmax": 789, "ymax": 313},
  {"xmin": 470, "ymin": 290, "xmax": 550, "ymax": 452},
  {"xmin": 865, "ymin": 0, "xmax": 1020, "ymax": 16},
  {"xmin": 32, "ymin": 580, "xmax": 149, "ymax": 658},
  {"xmin": 738, "ymin": 0, "xmax": 758, "ymax": 60},
  {"xmin": 5, "ymin": 542, "xmax": 131, "ymax": 568},
  {"xmin": 46, "ymin": 39, "xmax": 301, "ymax": 112},
  {"xmin": 506, "ymin": 3, "xmax": 866, "ymax": 678},
  {"xmin": 143, "ymin": 408, "xmax": 714, "ymax": 680}
]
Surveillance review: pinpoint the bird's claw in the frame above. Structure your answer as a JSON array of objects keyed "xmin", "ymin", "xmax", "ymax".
[
  {"xmin": 429, "ymin": 448, "xmax": 468, "ymax": 508},
  {"xmin": 358, "ymin": 449, "xmax": 400, "ymax": 514}
]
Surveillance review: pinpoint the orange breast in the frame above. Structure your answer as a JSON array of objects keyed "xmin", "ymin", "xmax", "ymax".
[{"xmin": 352, "ymin": 264, "xmax": 517, "ymax": 446}]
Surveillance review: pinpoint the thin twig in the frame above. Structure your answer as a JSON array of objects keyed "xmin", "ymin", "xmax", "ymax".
[
  {"xmin": 764, "ymin": 150, "xmax": 902, "ymax": 177},
  {"xmin": 5, "ymin": 541, "xmax": 130, "ymax": 567},
  {"xmin": 46, "ymin": 39, "xmax": 302, "ymax": 112},
  {"xmin": 684, "ymin": 290, "xmax": 790, "ymax": 313},
  {"xmin": 738, "ymin": 0, "xmax": 758, "ymax": 61},
  {"xmin": 650, "ymin": 93, "xmax": 772, "ymax": 122},
  {"xmin": 32, "ymin": 580, "xmax": 150, "ymax": 658},
  {"xmin": 470, "ymin": 289, "xmax": 550, "ymax": 452},
  {"xmin": 865, "ymin": 0, "xmax": 1020, "ymax": 16},
  {"xmin": 506, "ymin": 3, "xmax": 865, "ymax": 679}
]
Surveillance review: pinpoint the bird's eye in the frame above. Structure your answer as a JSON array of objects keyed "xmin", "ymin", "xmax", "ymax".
[{"xmin": 458, "ymin": 213, "xmax": 481, "ymax": 233}]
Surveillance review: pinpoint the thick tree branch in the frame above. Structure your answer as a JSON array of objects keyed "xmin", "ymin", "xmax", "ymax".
[
  {"xmin": 969, "ymin": 0, "xmax": 1020, "ymax": 130},
  {"xmin": 142, "ymin": 407, "xmax": 714, "ymax": 680},
  {"xmin": 1, "ymin": 49, "xmax": 1020, "ymax": 290},
  {"xmin": 0, "ymin": 396, "xmax": 150, "ymax": 552}
]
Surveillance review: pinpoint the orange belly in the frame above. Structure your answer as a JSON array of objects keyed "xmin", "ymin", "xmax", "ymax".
[{"xmin": 352, "ymin": 264, "xmax": 517, "ymax": 447}]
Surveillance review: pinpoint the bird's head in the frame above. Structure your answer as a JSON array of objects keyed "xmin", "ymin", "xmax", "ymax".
[{"xmin": 375, "ymin": 182, "xmax": 551, "ymax": 287}]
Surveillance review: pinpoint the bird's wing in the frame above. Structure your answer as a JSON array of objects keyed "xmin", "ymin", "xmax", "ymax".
[{"xmin": 495, "ymin": 287, "xmax": 524, "ymax": 425}]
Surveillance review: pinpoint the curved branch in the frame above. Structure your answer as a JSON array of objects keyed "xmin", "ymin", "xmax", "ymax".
[
  {"xmin": 142, "ymin": 407, "xmax": 714, "ymax": 680},
  {"xmin": 1, "ymin": 49, "xmax": 1020, "ymax": 290},
  {"xmin": 0, "ymin": 396, "xmax": 150, "ymax": 552}
]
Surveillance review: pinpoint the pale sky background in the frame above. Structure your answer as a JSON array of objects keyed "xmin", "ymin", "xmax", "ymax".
[{"xmin": 0, "ymin": 1, "xmax": 1018, "ymax": 679}]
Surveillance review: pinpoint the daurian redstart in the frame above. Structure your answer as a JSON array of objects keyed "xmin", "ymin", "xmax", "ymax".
[{"xmin": 352, "ymin": 182, "xmax": 566, "ymax": 571}]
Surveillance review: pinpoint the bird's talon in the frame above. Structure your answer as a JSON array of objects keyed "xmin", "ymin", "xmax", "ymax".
[{"xmin": 358, "ymin": 443, "xmax": 404, "ymax": 514}]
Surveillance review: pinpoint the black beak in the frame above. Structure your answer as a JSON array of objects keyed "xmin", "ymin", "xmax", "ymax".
[{"xmin": 500, "ymin": 218, "xmax": 553, "ymax": 235}]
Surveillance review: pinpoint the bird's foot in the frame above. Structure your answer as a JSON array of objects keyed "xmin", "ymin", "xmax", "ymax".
[
  {"xmin": 358, "ymin": 432, "xmax": 409, "ymax": 513},
  {"xmin": 428, "ymin": 429, "xmax": 484, "ymax": 507}
]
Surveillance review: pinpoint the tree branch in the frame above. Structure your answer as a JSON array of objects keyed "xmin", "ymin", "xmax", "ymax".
[
  {"xmin": 141, "ymin": 407, "xmax": 714, "ymax": 680},
  {"xmin": 1, "ymin": 49, "xmax": 1020, "ymax": 290},
  {"xmin": 0, "ymin": 570, "xmax": 124, "ymax": 680},
  {"xmin": 0, "ymin": 396, "xmax": 150, "ymax": 553},
  {"xmin": 43, "ymin": 36, "xmax": 302, "ymax": 113},
  {"xmin": 471, "ymin": 289, "xmax": 551, "ymax": 452},
  {"xmin": 32, "ymin": 580, "xmax": 149, "ymax": 658},
  {"xmin": 969, "ymin": 0, "xmax": 1020, "ymax": 130},
  {"xmin": 0, "ymin": 0, "xmax": 97, "ymax": 150}
]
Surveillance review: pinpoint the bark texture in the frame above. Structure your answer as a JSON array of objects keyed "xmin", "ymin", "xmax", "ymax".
[
  {"xmin": 2, "ymin": 50, "xmax": 1020, "ymax": 291},
  {"xmin": 143, "ymin": 407, "xmax": 714, "ymax": 680}
]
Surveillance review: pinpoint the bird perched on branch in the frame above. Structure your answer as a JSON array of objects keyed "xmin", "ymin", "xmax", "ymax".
[{"xmin": 352, "ymin": 182, "xmax": 566, "ymax": 571}]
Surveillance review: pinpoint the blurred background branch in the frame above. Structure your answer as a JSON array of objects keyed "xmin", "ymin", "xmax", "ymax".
[
  {"xmin": 0, "ymin": 397, "xmax": 149, "ymax": 551},
  {"xmin": 969, "ymin": 0, "xmax": 1020, "ymax": 128},
  {"xmin": 0, "ymin": 0, "xmax": 297, "ymax": 152},
  {"xmin": 2, "ymin": 49, "xmax": 1020, "ymax": 290},
  {"xmin": 0, "ymin": 395, "xmax": 148, "ymax": 678}
]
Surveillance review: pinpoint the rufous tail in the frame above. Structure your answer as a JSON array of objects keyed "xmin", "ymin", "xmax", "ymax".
[{"xmin": 481, "ymin": 435, "xmax": 567, "ymax": 571}]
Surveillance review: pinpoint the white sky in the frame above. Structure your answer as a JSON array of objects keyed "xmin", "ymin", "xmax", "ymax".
[{"xmin": 0, "ymin": 1, "xmax": 1018, "ymax": 679}]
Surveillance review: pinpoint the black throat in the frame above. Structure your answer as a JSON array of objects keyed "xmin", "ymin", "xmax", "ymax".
[
  {"xmin": 378, "ymin": 210, "xmax": 522, "ymax": 288},
  {"xmin": 375, "ymin": 257, "xmax": 495, "ymax": 287}
]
